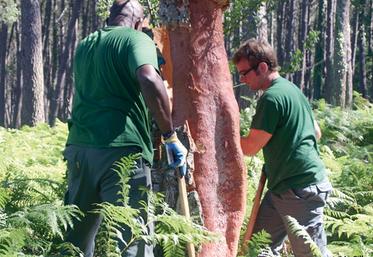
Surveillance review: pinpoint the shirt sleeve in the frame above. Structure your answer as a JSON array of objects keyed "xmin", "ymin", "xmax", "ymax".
[
  {"xmin": 250, "ymin": 95, "xmax": 280, "ymax": 134},
  {"xmin": 127, "ymin": 32, "xmax": 159, "ymax": 79}
]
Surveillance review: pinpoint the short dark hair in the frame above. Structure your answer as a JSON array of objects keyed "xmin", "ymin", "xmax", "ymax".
[
  {"xmin": 107, "ymin": 0, "xmax": 143, "ymax": 26},
  {"xmin": 232, "ymin": 38, "xmax": 279, "ymax": 71}
]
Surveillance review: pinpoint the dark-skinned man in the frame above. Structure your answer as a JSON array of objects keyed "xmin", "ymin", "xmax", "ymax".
[
  {"xmin": 233, "ymin": 39, "xmax": 332, "ymax": 257},
  {"xmin": 63, "ymin": 1, "xmax": 187, "ymax": 256}
]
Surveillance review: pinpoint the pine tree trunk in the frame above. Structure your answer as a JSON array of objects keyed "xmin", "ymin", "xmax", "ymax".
[
  {"xmin": 160, "ymin": 1, "xmax": 246, "ymax": 256},
  {"xmin": 13, "ymin": 23, "xmax": 22, "ymax": 128},
  {"xmin": 20, "ymin": 0, "xmax": 45, "ymax": 126},
  {"xmin": 0, "ymin": 22, "xmax": 7, "ymax": 126},
  {"xmin": 42, "ymin": 0, "xmax": 53, "ymax": 123},
  {"xmin": 295, "ymin": 0, "xmax": 310, "ymax": 92},
  {"xmin": 324, "ymin": 0, "xmax": 336, "ymax": 103},
  {"xmin": 333, "ymin": 0, "xmax": 352, "ymax": 108},
  {"xmin": 358, "ymin": 12, "xmax": 368, "ymax": 98},
  {"xmin": 313, "ymin": 0, "xmax": 325, "ymax": 100},
  {"xmin": 50, "ymin": 0, "xmax": 81, "ymax": 125},
  {"xmin": 284, "ymin": 0, "xmax": 295, "ymax": 81},
  {"xmin": 367, "ymin": 0, "xmax": 373, "ymax": 99},
  {"xmin": 257, "ymin": 3, "xmax": 267, "ymax": 40},
  {"xmin": 351, "ymin": 8, "xmax": 359, "ymax": 76},
  {"xmin": 276, "ymin": 1, "xmax": 285, "ymax": 66}
]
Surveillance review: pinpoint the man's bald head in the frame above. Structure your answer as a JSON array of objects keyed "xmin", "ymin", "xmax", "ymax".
[{"xmin": 107, "ymin": 0, "xmax": 144, "ymax": 29}]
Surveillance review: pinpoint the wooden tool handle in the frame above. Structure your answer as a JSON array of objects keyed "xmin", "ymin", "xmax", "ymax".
[
  {"xmin": 166, "ymin": 145, "xmax": 196, "ymax": 257},
  {"xmin": 240, "ymin": 170, "xmax": 266, "ymax": 255}
]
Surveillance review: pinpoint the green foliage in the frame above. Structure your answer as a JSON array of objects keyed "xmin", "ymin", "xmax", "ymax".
[
  {"xmin": 0, "ymin": 122, "xmax": 82, "ymax": 256},
  {"xmin": 281, "ymin": 30, "xmax": 320, "ymax": 75},
  {"xmin": 284, "ymin": 216, "xmax": 322, "ymax": 257},
  {"xmin": 313, "ymin": 95, "xmax": 373, "ymax": 256},
  {"xmin": 0, "ymin": 0, "xmax": 19, "ymax": 24},
  {"xmin": 0, "ymin": 204, "xmax": 82, "ymax": 256},
  {"xmin": 239, "ymin": 96, "xmax": 257, "ymax": 137},
  {"xmin": 94, "ymin": 155, "xmax": 220, "ymax": 257},
  {"xmin": 97, "ymin": 0, "xmax": 114, "ymax": 20},
  {"xmin": 244, "ymin": 230, "xmax": 273, "ymax": 257}
]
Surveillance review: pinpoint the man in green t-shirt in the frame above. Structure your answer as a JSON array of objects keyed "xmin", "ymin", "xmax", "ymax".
[
  {"xmin": 233, "ymin": 39, "xmax": 332, "ymax": 256},
  {"xmin": 63, "ymin": 1, "xmax": 187, "ymax": 256}
]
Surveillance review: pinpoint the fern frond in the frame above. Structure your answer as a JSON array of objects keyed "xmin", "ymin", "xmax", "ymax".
[
  {"xmin": 284, "ymin": 215, "xmax": 322, "ymax": 257},
  {"xmin": 112, "ymin": 154, "xmax": 141, "ymax": 205}
]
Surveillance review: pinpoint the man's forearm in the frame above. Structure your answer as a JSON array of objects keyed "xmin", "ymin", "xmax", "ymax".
[{"xmin": 137, "ymin": 64, "xmax": 173, "ymax": 134}]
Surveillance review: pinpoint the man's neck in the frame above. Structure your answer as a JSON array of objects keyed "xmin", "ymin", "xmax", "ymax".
[{"xmin": 262, "ymin": 71, "xmax": 280, "ymax": 90}]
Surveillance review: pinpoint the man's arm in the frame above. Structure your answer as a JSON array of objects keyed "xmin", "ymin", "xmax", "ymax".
[
  {"xmin": 136, "ymin": 64, "xmax": 173, "ymax": 134},
  {"xmin": 136, "ymin": 64, "xmax": 187, "ymax": 177},
  {"xmin": 241, "ymin": 129, "xmax": 272, "ymax": 156},
  {"xmin": 314, "ymin": 120, "xmax": 321, "ymax": 140}
]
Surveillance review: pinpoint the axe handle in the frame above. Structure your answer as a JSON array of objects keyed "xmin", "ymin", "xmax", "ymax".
[
  {"xmin": 241, "ymin": 169, "xmax": 266, "ymax": 255},
  {"xmin": 166, "ymin": 146, "xmax": 196, "ymax": 257}
]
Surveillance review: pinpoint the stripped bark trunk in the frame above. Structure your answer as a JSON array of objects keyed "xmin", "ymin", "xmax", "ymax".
[{"xmin": 161, "ymin": 1, "xmax": 246, "ymax": 256}]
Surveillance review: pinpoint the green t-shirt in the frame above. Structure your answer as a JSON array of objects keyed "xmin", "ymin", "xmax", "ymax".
[
  {"xmin": 66, "ymin": 26, "xmax": 159, "ymax": 164},
  {"xmin": 251, "ymin": 77, "xmax": 326, "ymax": 194}
]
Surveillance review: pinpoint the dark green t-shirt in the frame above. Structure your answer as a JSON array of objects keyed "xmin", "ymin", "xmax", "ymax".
[
  {"xmin": 66, "ymin": 26, "xmax": 159, "ymax": 164},
  {"xmin": 251, "ymin": 77, "xmax": 326, "ymax": 194}
]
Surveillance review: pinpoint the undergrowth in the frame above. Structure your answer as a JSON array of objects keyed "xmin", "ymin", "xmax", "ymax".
[{"xmin": 0, "ymin": 121, "xmax": 218, "ymax": 256}]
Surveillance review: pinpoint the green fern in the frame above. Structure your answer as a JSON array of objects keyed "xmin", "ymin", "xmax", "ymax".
[
  {"xmin": 94, "ymin": 156, "xmax": 220, "ymax": 257},
  {"xmin": 284, "ymin": 215, "xmax": 322, "ymax": 257}
]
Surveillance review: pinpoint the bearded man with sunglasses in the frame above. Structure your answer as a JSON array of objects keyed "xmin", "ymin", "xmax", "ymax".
[
  {"xmin": 62, "ymin": 1, "xmax": 187, "ymax": 256},
  {"xmin": 233, "ymin": 39, "xmax": 332, "ymax": 257}
]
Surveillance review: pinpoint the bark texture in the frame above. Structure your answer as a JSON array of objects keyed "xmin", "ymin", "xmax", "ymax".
[
  {"xmin": 20, "ymin": 0, "xmax": 45, "ymax": 125},
  {"xmin": 164, "ymin": 0, "xmax": 247, "ymax": 256}
]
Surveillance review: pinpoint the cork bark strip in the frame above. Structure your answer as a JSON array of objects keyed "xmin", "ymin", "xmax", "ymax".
[{"xmin": 157, "ymin": 1, "xmax": 247, "ymax": 256}]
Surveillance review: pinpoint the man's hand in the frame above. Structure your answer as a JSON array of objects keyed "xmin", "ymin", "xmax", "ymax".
[{"xmin": 164, "ymin": 132, "xmax": 188, "ymax": 177}]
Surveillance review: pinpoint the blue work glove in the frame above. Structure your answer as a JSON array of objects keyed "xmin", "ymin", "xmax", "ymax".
[{"xmin": 163, "ymin": 132, "xmax": 188, "ymax": 177}]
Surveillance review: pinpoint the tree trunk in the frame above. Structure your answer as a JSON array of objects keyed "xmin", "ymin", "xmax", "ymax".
[
  {"xmin": 161, "ymin": 1, "xmax": 246, "ymax": 256},
  {"xmin": 50, "ymin": 0, "xmax": 81, "ymax": 125},
  {"xmin": 358, "ymin": 11, "xmax": 368, "ymax": 98},
  {"xmin": 0, "ymin": 22, "xmax": 7, "ymax": 126},
  {"xmin": 344, "ymin": 2, "xmax": 353, "ymax": 108},
  {"xmin": 324, "ymin": 0, "xmax": 336, "ymax": 103},
  {"xmin": 295, "ymin": 0, "xmax": 310, "ymax": 92},
  {"xmin": 276, "ymin": 1, "xmax": 285, "ymax": 66},
  {"xmin": 313, "ymin": 0, "xmax": 325, "ymax": 100},
  {"xmin": 367, "ymin": 0, "xmax": 373, "ymax": 99},
  {"xmin": 20, "ymin": 0, "xmax": 45, "ymax": 126},
  {"xmin": 351, "ymin": 7, "xmax": 359, "ymax": 77},
  {"xmin": 13, "ymin": 23, "xmax": 22, "ymax": 128},
  {"xmin": 257, "ymin": 3, "xmax": 267, "ymax": 40},
  {"xmin": 333, "ymin": 0, "xmax": 352, "ymax": 108},
  {"xmin": 267, "ymin": 6, "xmax": 274, "ymax": 46},
  {"xmin": 284, "ymin": 0, "xmax": 295, "ymax": 81}
]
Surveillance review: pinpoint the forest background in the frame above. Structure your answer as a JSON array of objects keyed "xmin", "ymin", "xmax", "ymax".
[
  {"xmin": 0, "ymin": 0, "xmax": 372, "ymax": 256},
  {"xmin": 0, "ymin": 0, "xmax": 372, "ymax": 127}
]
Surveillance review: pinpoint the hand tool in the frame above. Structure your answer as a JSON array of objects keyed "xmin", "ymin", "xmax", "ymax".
[
  {"xmin": 241, "ymin": 167, "xmax": 266, "ymax": 255},
  {"xmin": 166, "ymin": 144, "xmax": 196, "ymax": 257}
]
